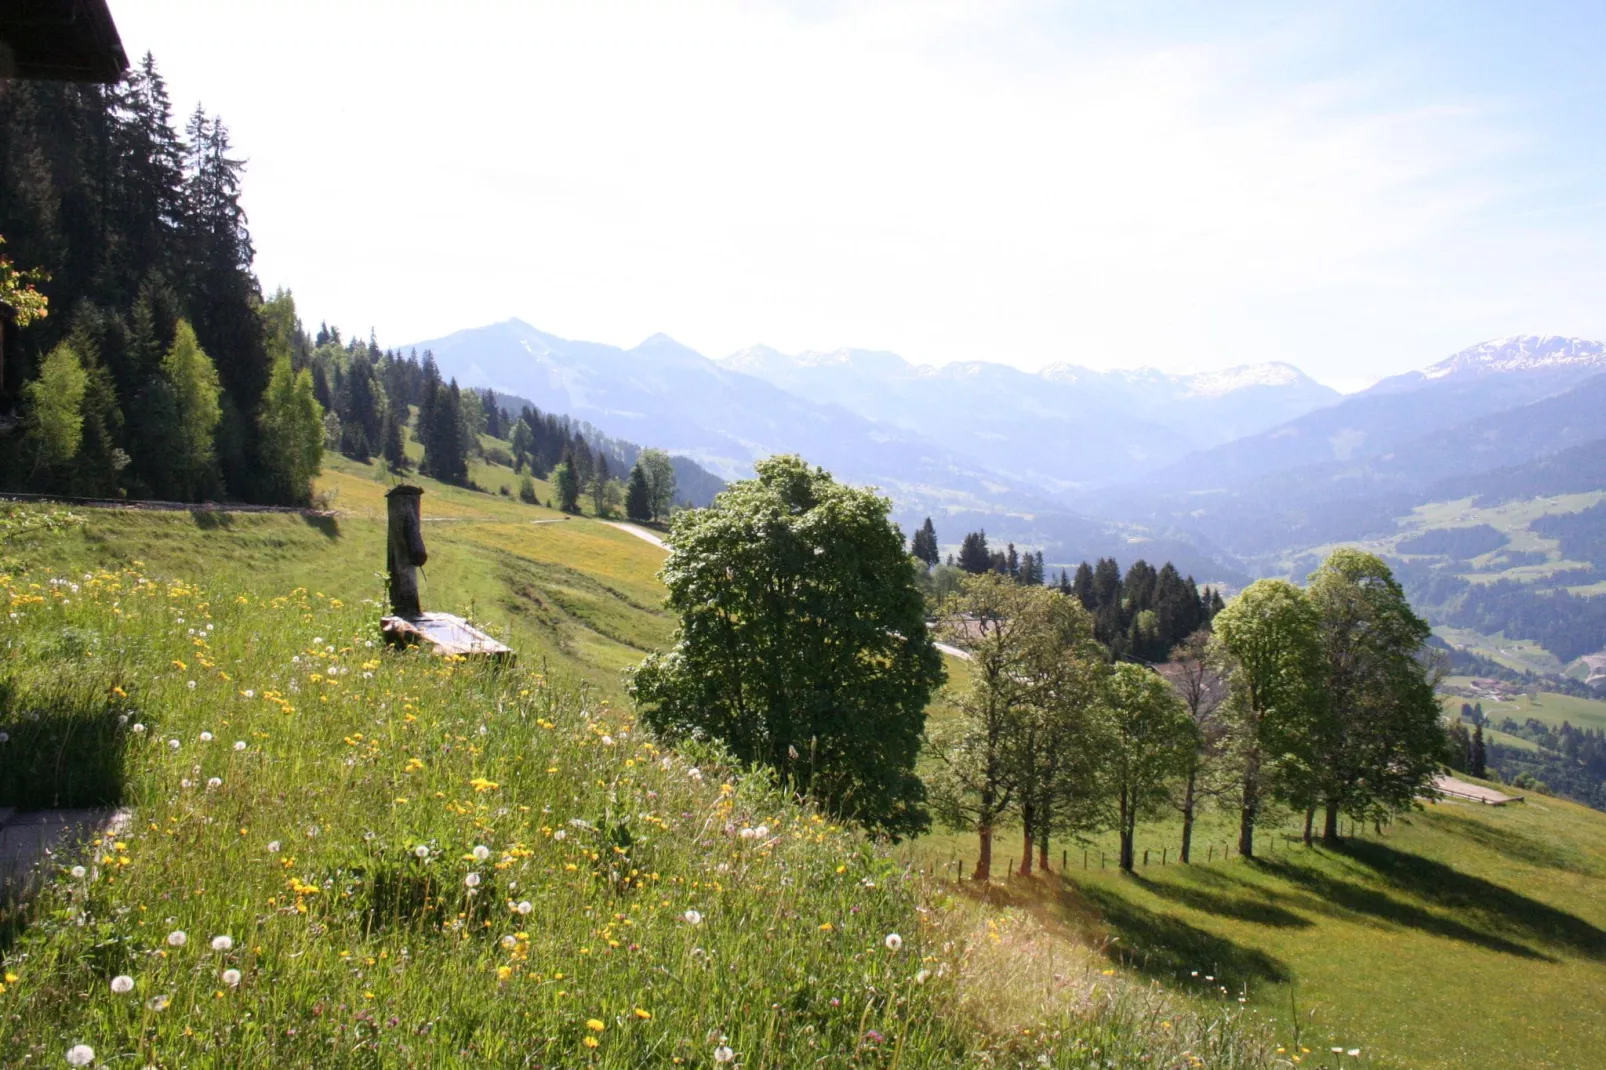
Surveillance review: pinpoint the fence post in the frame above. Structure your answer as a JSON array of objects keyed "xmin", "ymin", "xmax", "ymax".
[
  {"xmin": 1100, "ymin": 851, "xmax": 1105, "ymax": 869},
  {"xmin": 1162, "ymin": 848, "xmax": 1168, "ymax": 865},
  {"xmin": 1208, "ymin": 845, "xmax": 1214, "ymax": 862},
  {"xmin": 1083, "ymin": 849, "xmax": 1088, "ymax": 870},
  {"xmin": 1062, "ymin": 850, "xmax": 1067, "ymax": 871},
  {"xmin": 1143, "ymin": 849, "xmax": 1149, "ymax": 866}
]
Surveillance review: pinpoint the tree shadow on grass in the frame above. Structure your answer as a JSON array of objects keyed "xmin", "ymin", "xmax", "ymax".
[
  {"xmin": 1254, "ymin": 856, "xmax": 1555, "ymax": 961},
  {"xmin": 1133, "ymin": 873, "xmax": 1314, "ymax": 930},
  {"xmin": 1420, "ymin": 808, "xmax": 1601, "ymax": 876},
  {"xmin": 1337, "ymin": 839, "xmax": 1606, "ymax": 960},
  {"xmin": 302, "ymin": 513, "xmax": 341, "ymax": 540},
  {"xmin": 1076, "ymin": 881, "xmax": 1292, "ymax": 988}
]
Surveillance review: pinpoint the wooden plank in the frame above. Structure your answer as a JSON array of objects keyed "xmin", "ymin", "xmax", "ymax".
[{"xmin": 381, "ymin": 613, "xmax": 513, "ymax": 661}]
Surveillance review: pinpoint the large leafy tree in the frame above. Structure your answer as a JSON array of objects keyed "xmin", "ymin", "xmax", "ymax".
[
  {"xmin": 23, "ymin": 341, "xmax": 86, "ymax": 479},
  {"xmin": 1305, "ymin": 549, "xmax": 1444, "ymax": 841},
  {"xmin": 1212, "ymin": 579, "xmax": 1324, "ymax": 859},
  {"xmin": 1165, "ymin": 629, "xmax": 1230, "ymax": 863},
  {"xmin": 630, "ymin": 455, "xmax": 944, "ymax": 839},
  {"xmin": 928, "ymin": 575, "xmax": 1107, "ymax": 878},
  {"xmin": 161, "ymin": 319, "xmax": 223, "ymax": 500},
  {"xmin": 1103, "ymin": 662, "xmax": 1198, "ymax": 872},
  {"xmin": 638, "ymin": 448, "xmax": 676, "ymax": 521}
]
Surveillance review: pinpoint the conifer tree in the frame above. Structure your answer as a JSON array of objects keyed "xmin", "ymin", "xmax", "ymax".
[
  {"xmin": 957, "ymin": 530, "xmax": 991, "ymax": 574},
  {"xmin": 625, "ymin": 461, "xmax": 653, "ymax": 522},
  {"xmin": 161, "ymin": 320, "xmax": 223, "ymax": 500},
  {"xmin": 553, "ymin": 457, "xmax": 581, "ymax": 513},
  {"xmin": 911, "ymin": 517, "xmax": 940, "ymax": 567}
]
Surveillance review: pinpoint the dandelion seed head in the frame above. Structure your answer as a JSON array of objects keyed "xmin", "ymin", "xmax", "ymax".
[
  {"xmin": 234, "ymin": 741, "xmax": 246, "ymax": 751},
  {"xmin": 754, "ymin": 825, "xmax": 769, "ymax": 838},
  {"xmin": 65, "ymin": 1044, "xmax": 95, "ymax": 1067},
  {"xmin": 414, "ymin": 845, "xmax": 430, "ymax": 859},
  {"xmin": 682, "ymin": 909, "xmax": 703, "ymax": 926},
  {"xmin": 168, "ymin": 739, "xmax": 181, "ymax": 751},
  {"xmin": 472, "ymin": 845, "xmax": 491, "ymax": 862},
  {"xmin": 267, "ymin": 841, "xmax": 280, "ymax": 853},
  {"xmin": 206, "ymin": 777, "xmax": 222, "ymax": 790},
  {"xmin": 222, "ymin": 968, "xmax": 241, "ymax": 986},
  {"xmin": 69, "ymin": 865, "xmax": 87, "ymax": 879},
  {"xmin": 516, "ymin": 900, "xmax": 533, "ymax": 915},
  {"xmin": 713, "ymin": 1044, "xmax": 735, "ymax": 1063},
  {"xmin": 884, "ymin": 933, "xmax": 903, "ymax": 951},
  {"xmin": 500, "ymin": 935, "xmax": 516, "ymax": 949},
  {"xmin": 147, "ymin": 994, "xmax": 169, "ymax": 1011},
  {"xmin": 915, "ymin": 969, "xmax": 931, "ymax": 984},
  {"xmin": 187, "ymin": 680, "xmax": 197, "ymax": 690},
  {"xmin": 131, "ymin": 723, "xmax": 145, "ymax": 734},
  {"xmin": 211, "ymin": 935, "xmax": 233, "ymax": 951},
  {"xmin": 465, "ymin": 872, "xmax": 481, "ymax": 888},
  {"xmin": 110, "ymin": 974, "xmax": 134, "ymax": 994},
  {"xmin": 199, "ymin": 731, "xmax": 213, "ymax": 742},
  {"xmin": 166, "ymin": 930, "xmax": 187, "ymax": 947}
]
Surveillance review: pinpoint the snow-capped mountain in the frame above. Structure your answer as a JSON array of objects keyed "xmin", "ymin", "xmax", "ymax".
[
  {"xmin": 718, "ymin": 346, "xmax": 1338, "ymax": 488},
  {"xmin": 1370, "ymin": 336, "xmax": 1606, "ymax": 393}
]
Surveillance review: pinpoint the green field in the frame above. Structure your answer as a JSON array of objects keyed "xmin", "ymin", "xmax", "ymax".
[
  {"xmin": 1441, "ymin": 677, "xmax": 1606, "ymax": 734},
  {"xmin": 8, "ymin": 453, "xmax": 1606, "ymax": 1068},
  {"xmin": 903, "ymin": 789, "xmax": 1606, "ymax": 1070}
]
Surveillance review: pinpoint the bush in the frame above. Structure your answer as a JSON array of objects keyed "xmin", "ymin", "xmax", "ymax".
[{"xmin": 518, "ymin": 475, "xmax": 538, "ymax": 504}]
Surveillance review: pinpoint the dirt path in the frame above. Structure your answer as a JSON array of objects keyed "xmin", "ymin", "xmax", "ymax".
[
  {"xmin": 601, "ymin": 521, "xmax": 666, "ymax": 549},
  {"xmin": 934, "ymin": 641, "xmax": 974, "ymax": 662}
]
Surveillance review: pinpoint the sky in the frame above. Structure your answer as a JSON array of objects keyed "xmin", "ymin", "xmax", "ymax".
[{"xmin": 114, "ymin": 0, "xmax": 1606, "ymax": 392}]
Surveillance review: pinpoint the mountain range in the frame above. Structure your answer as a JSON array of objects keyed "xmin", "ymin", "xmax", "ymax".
[{"xmin": 408, "ymin": 322, "xmax": 1606, "ymax": 586}]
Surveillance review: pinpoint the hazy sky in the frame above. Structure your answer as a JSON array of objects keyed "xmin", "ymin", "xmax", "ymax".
[{"xmin": 115, "ymin": 1, "xmax": 1606, "ymax": 391}]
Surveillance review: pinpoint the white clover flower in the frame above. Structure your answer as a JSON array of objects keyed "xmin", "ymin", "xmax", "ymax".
[
  {"xmin": 206, "ymin": 777, "xmax": 222, "ymax": 791},
  {"xmin": 234, "ymin": 741, "xmax": 246, "ymax": 751},
  {"xmin": 414, "ymin": 845, "xmax": 430, "ymax": 859},
  {"xmin": 516, "ymin": 900, "xmax": 533, "ymax": 915},
  {"xmin": 713, "ymin": 1045, "xmax": 735, "ymax": 1063},
  {"xmin": 884, "ymin": 933, "xmax": 903, "ymax": 952},
  {"xmin": 211, "ymin": 935, "xmax": 233, "ymax": 951},
  {"xmin": 147, "ymin": 994, "xmax": 169, "ymax": 1011},
  {"xmin": 166, "ymin": 930, "xmax": 187, "ymax": 947},
  {"xmin": 465, "ymin": 872, "xmax": 481, "ymax": 888},
  {"xmin": 65, "ymin": 1044, "xmax": 96, "ymax": 1067},
  {"xmin": 222, "ymin": 968, "xmax": 242, "ymax": 987},
  {"xmin": 70, "ymin": 865, "xmax": 87, "ymax": 879},
  {"xmin": 199, "ymin": 731, "xmax": 213, "ymax": 742},
  {"xmin": 110, "ymin": 974, "xmax": 134, "ymax": 994},
  {"xmin": 682, "ymin": 909, "xmax": 703, "ymax": 926},
  {"xmin": 267, "ymin": 841, "xmax": 280, "ymax": 853},
  {"xmin": 472, "ymin": 845, "xmax": 491, "ymax": 862}
]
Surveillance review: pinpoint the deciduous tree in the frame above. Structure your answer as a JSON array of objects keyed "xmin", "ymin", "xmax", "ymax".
[{"xmin": 630, "ymin": 456, "xmax": 944, "ymax": 838}]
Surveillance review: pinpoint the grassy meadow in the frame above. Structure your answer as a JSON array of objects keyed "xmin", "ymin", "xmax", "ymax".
[
  {"xmin": 902, "ymin": 787, "xmax": 1606, "ymax": 1070},
  {"xmin": 5, "ymin": 451, "xmax": 1606, "ymax": 1068},
  {"xmin": 0, "ymin": 461, "xmax": 1283, "ymax": 1067}
]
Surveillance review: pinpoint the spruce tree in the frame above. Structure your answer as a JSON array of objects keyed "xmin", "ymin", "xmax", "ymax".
[
  {"xmin": 911, "ymin": 517, "xmax": 940, "ymax": 567},
  {"xmin": 625, "ymin": 461, "xmax": 653, "ymax": 522},
  {"xmin": 957, "ymin": 530, "xmax": 991, "ymax": 574}
]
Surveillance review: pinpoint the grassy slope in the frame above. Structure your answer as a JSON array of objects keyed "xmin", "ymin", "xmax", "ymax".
[
  {"xmin": 0, "ymin": 462, "xmax": 1281, "ymax": 1068},
  {"xmin": 903, "ymin": 789, "xmax": 1606, "ymax": 1070}
]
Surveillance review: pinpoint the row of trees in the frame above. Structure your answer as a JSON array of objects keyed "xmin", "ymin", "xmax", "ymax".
[
  {"xmin": 631, "ymin": 463, "xmax": 1448, "ymax": 871},
  {"xmin": 933, "ymin": 549, "xmax": 1444, "ymax": 876},
  {"xmin": 0, "ymin": 56, "xmax": 326, "ymax": 505}
]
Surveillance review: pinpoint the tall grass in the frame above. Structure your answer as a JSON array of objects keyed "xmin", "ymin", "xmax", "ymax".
[{"xmin": 0, "ymin": 538, "xmax": 1283, "ymax": 1067}]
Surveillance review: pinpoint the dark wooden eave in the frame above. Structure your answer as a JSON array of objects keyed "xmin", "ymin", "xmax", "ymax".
[{"xmin": 0, "ymin": 0, "xmax": 129, "ymax": 83}]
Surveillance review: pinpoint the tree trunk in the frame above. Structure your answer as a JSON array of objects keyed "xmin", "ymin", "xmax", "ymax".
[
  {"xmin": 385, "ymin": 485, "xmax": 428, "ymax": 617},
  {"xmin": 1038, "ymin": 821, "xmax": 1050, "ymax": 873},
  {"xmin": 1323, "ymin": 799, "xmax": 1341, "ymax": 844},
  {"xmin": 1238, "ymin": 759, "xmax": 1259, "ymax": 859},
  {"xmin": 974, "ymin": 823, "xmax": 992, "ymax": 881},
  {"xmin": 1119, "ymin": 792, "xmax": 1135, "ymax": 871},
  {"xmin": 1018, "ymin": 802, "xmax": 1034, "ymax": 876},
  {"xmin": 1303, "ymin": 807, "xmax": 1314, "ymax": 846},
  {"xmin": 1180, "ymin": 771, "xmax": 1197, "ymax": 863}
]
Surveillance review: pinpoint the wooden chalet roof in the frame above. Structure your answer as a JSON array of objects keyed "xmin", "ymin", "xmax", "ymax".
[{"xmin": 0, "ymin": 0, "xmax": 128, "ymax": 83}]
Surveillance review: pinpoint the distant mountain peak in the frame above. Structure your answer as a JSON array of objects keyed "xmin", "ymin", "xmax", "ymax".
[
  {"xmin": 1180, "ymin": 362, "xmax": 1314, "ymax": 398},
  {"xmin": 1422, "ymin": 335, "xmax": 1606, "ymax": 381}
]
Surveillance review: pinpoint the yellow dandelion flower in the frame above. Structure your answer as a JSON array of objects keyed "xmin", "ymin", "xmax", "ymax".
[
  {"xmin": 583, "ymin": 1036, "xmax": 599, "ymax": 1048},
  {"xmin": 634, "ymin": 1008, "xmax": 651, "ymax": 1019},
  {"xmin": 586, "ymin": 1018, "xmax": 605, "ymax": 1032}
]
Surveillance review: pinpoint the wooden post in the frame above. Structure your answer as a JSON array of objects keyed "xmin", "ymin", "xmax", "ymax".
[{"xmin": 386, "ymin": 485, "xmax": 427, "ymax": 618}]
